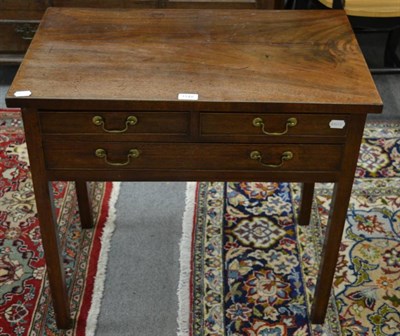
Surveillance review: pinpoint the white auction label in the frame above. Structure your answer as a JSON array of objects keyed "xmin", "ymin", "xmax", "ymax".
[
  {"xmin": 329, "ymin": 120, "xmax": 346, "ymax": 129},
  {"xmin": 178, "ymin": 93, "xmax": 198, "ymax": 100},
  {"xmin": 14, "ymin": 90, "xmax": 32, "ymax": 97}
]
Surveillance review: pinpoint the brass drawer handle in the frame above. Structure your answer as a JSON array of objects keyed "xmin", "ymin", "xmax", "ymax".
[
  {"xmin": 250, "ymin": 150, "xmax": 293, "ymax": 168},
  {"xmin": 15, "ymin": 23, "xmax": 38, "ymax": 40},
  {"xmin": 252, "ymin": 117, "xmax": 297, "ymax": 136},
  {"xmin": 95, "ymin": 148, "xmax": 140, "ymax": 166},
  {"xmin": 92, "ymin": 116, "xmax": 138, "ymax": 133}
]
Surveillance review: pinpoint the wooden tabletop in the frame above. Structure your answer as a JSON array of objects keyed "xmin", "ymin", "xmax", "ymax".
[{"xmin": 7, "ymin": 8, "xmax": 382, "ymax": 112}]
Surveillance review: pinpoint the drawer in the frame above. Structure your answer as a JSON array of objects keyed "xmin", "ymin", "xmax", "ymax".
[
  {"xmin": 0, "ymin": 0, "xmax": 48, "ymax": 20},
  {"xmin": 166, "ymin": 0, "xmax": 256, "ymax": 9},
  {"xmin": 39, "ymin": 111, "xmax": 190, "ymax": 136},
  {"xmin": 52, "ymin": 0, "xmax": 158, "ymax": 8},
  {"xmin": 200, "ymin": 113, "xmax": 349, "ymax": 139},
  {"xmin": 43, "ymin": 142, "xmax": 343, "ymax": 171},
  {"xmin": 0, "ymin": 21, "xmax": 38, "ymax": 54}
]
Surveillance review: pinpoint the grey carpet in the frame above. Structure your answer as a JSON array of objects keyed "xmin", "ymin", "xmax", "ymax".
[
  {"xmin": 369, "ymin": 74, "xmax": 400, "ymax": 120},
  {"xmin": 357, "ymin": 33, "xmax": 400, "ymax": 121},
  {"xmin": 95, "ymin": 182, "xmax": 186, "ymax": 336},
  {"xmin": 0, "ymin": 65, "xmax": 18, "ymax": 108}
]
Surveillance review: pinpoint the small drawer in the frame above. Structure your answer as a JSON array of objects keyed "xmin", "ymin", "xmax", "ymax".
[
  {"xmin": 166, "ymin": 0, "xmax": 256, "ymax": 9},
  {"xmin": 0, "ymin": 0, "xmax": 47, "ymax": 20},
  {"xmin": 52, "ymin": 0, "xmax": 158, "ymax": 8},
  {"xmin": 200, "ymin": 113, "xmax": 349, "ymax": 139},
  {"xmin": 43, "ymin": 141, "xmax": 343, "ymax": 172},
  {"xmin": 39, "ymin": 111, "xmax": 190, "ymax": 136},
  {"xmin": 0, "ymin": 21, "xmax": 39, "ymax": 54}
]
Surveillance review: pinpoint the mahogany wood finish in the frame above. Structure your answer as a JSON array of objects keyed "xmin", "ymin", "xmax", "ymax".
[
  {"xmin": 166, "ymin": 0, "xmax": 284, "ymax": 9},
  {"xmin": 43, "ymin": 142, "xmax": 344, "ymax": 170},
  {"xmin": 6, "ymin": 8, "xmax": 382, "ymax": 328},
  {"xmin": 200, "ymin": 113, "xmax": 349, "ymax": 138},
  {"xmin": 311, "ymin": 113, "xmax": 367, "ymax": 321},
  {"xmin": 298, "ymin": 183, "xmax": 315, "ymax": 226},
  {"xmin": 39, "ymin": 111, "xmax": 190, "ymax": 136},
  {"xmin": 0, "ymin": 0, "xmax": 45, "ymax": 63},
  {"xmin": 20, "ymin": 108, "xmax": 72, "ymax": 328},
  {"xmin": 75, "ymin": 181, "xmax": 94, "ymax": 229},
  {"xmin": 0, "ymin": 0, "xmax": 284, "ymax": 63},
  {"xmin": 309, "ymin": 0, "xmax": 400, "ymax": 73}
]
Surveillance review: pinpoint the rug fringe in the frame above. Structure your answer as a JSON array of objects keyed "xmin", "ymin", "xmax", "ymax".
[
  {"xmin": 177, "ymin": 182, "xmax": 197, "ymax": 336},
  {"xmin": 85, "ymin": 182, "xmax": 121, "ymax": 336}
]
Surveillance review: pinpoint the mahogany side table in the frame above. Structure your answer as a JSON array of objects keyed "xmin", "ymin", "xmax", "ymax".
[{"xmin": 6, "ymin": 8, "xmax": 382, "ymax": 329}]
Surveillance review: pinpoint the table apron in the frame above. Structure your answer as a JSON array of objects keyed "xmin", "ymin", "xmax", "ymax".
[{"xmin": 45, "ymin": 169, "xmax": 341, "ymax": 182}]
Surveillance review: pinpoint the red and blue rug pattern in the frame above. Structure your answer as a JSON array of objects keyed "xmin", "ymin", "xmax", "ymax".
[
  {"xmin": 191, "ymin": 122, "xmax": 400, "ymax": 335},
  {"xmin": 0, "ymin": 110, "xmax": 114, "ymax": 335}
]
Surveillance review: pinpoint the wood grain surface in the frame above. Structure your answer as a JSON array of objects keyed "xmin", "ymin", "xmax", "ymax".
[{"xmin": 7, "ymin": 8, "xmax": 382, "ymax": 112}]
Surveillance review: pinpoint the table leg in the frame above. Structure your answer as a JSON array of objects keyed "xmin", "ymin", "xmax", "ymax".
[
  {"xmin": 298, "ymin": 182, "xmax": 314, "ymax": 226},
  {"xmin": 310, "ymin": 113, "xmax": 366, "ymax": 324},
  {"xmin": 22, "ymin": 109, "xmax": 72, "ymax": 329},
  {"xmin": 310, "ymin": 179, "xmax": 353, "ymax": 323},
  {"xmin": 75, "ymin": 181, "xmax": 94, "ymax": 229},
  {"xmin": 35, "ymin": 181, "xmax": 72, "ymax": 329}
]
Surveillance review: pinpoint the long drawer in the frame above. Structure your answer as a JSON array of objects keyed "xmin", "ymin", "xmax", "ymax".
[{"xmin": 43, "ymin": 142, "xmax": 343, "ymax": 171}]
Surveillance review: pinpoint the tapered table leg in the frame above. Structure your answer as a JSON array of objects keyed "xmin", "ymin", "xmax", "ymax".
[
  {"xmin": 310, "ymin": 180, "xmax": 352, "ymax": 323},
  {"xmin": 36, "ymin": 181, "xmax": 72, "ymax": 329},
  {"xmin": 75, "ymin": 181, "xmax": 94, "ymax": 229},
  {"xmin": 310, "ymin": 114, "xmax": 366, "ymax": 324},
  {"xmin": 298, "ymin": 182, "xmax": 314, "ymax": 226},
  {"xmin": 22, "ymin": 109, "xmax": 72, "ymax": 329}
]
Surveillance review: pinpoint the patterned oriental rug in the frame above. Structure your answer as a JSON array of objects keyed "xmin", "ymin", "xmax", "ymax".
[
  {"xmin": 180, "ymin": 122, "xmax": 400, "ymax": 336},
  {"xmin": 0, "ymin": 110, "xmax": 119, "ymax": 336}
]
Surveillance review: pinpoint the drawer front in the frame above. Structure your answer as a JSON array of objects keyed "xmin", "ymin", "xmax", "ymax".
[
  {"xmin": 44, "ymin": 142, "xmax": 343, "ymax": 171},
  {"xmin": 39, "ymin": 111, "xmax": 190, "ymax": 136},
  {"xmin": 166, "ymin": 0, "xmax": 256, "ymax": 9},
  {"xmin": 0, "ymin": 21, "xmax": 38, "ymax": 53},
  {"xmin": 52, "ymin": 0, "xmax": 158, "ymax": 8},
  {"xmin": 200, "ymin": 113, "xmax": 349, "ymax": 138},
  {"xmin": 0, "ymin": 0, "xmax": 48, "ymax": 20}
]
